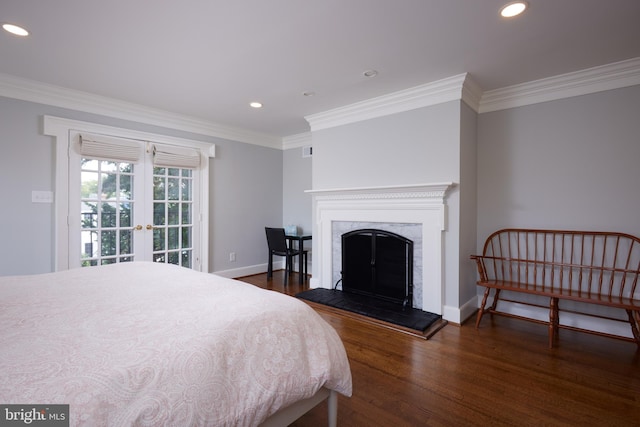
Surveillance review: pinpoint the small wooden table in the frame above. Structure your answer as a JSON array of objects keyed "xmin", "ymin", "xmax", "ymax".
[{"xmin": 285, "ymin": 233, "xmax": 312, "ymax": 284}]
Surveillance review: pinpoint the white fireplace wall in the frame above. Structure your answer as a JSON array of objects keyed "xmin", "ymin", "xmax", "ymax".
[{"xmin": 308, "ymin": 100, "xmax": 479, "ymax": 323}]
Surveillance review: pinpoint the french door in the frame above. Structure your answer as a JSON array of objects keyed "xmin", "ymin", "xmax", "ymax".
[{"xmin": 70, "ymin": 132, "xmax": 202, "ymax": 269}]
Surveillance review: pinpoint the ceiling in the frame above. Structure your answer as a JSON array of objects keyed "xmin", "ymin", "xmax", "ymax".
[{"xmin": 1, "ymin": 0, "xmax": 639, "ymax": 140}]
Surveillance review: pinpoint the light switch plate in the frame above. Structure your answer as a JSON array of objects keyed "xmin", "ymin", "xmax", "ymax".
[{"xmin": 32, "ymin": 190, "xmax": 54, "ymax": 203}]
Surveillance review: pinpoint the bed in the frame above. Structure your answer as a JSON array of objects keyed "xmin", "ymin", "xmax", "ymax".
[{"xmin": 0, "ymin": 262, "xmax": 352, "ymax": 426}]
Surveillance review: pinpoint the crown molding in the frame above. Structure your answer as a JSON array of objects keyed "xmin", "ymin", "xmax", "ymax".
[
  {"xmin": 282, "ymin": 132, "xmax": 312, "ymax": 150},
  {"xmin": 479, "ymin": 57, "xmax": 640, "ymax": 113},
  {"xmin": 302, "ymin": 57, "xmax": 640, "ymax": 133},
  {"xmin": 0, "ymin": 72, "xmax": 283, "ymax": 149},
  {"xmin": 4, "ymin": 56, "xmax": 639, "ymax": 147},
  {"xmin": 305, "ymin": 73, "xmax": 481, "ymax": 132}
]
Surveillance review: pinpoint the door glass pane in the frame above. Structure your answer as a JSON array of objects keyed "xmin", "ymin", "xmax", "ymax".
[
  {"xmin": 168, "ymin": 203, "xmax": 179, "ymax": 225},
  {"xmin": 120, "ymin": 230, "xmax": 132, "ymax": 255},
  {"xmin": 153, "ymin": 176, "xmax": 165, "ymax": 199},
  {"xmin": 154, "ymin": 202, "xmax": 166, "ymax": 225},
  {"xmin": 81, "ymin": 202, "xmax": 98, "ymax": 228},
  {"xmin": 168, "ymin": 251, "xmax": 179, "ymax": 265},
  {"xmin": 181, "ymin": 250, "xmax": 191, "ymax": 268},
  {"xmin": 119, "ymin": 202, "xmax": 131, "ymax": 227},
  {"xmin": 168, "ymin": 227, "xmax": 179, "ymax": 250},
  {"xmin": 81, "ymin": 230, "xmax": 98, "ymax": 258},
  {"xmin": 182, "ymin": 175, "xmax": 192, "ymax": 201},
  {"xmin": 153, "ymin": 228, "xmax": 165, "ymax": 251},
  {"xmin": 181, "ymin": 204, "xmax": 191, "ymax": 224},
  {"xmin": 101, "ymin": 202, "xmax": 117, "ymax": 227},
  {"xmin": 182, "ymin": 226, "xmax": 191, "ymax": 248},
  {"xmin": 168, "ymin": 178, "xmax": 180, "ymax": 200},
  {"xmin": 120, "ymin": 175, "xmax": 132, "ymax": 199},
  {"xmin": 102, "ymin": 230, "xmax": 117, "ymax": 256},
  {"xmin": 102, "ymin": 172, "xmax": 117, "ymax": 197}
]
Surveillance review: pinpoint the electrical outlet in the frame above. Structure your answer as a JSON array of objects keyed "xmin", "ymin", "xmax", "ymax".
[{"xmin": 229, "ymin": 252, "xmax": 236, "ymax": 262}]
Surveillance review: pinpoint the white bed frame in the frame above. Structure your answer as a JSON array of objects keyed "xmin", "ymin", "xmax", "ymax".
[{"xmin": 259, "ymin": 388, "xmax": 337, "ymax": 427}]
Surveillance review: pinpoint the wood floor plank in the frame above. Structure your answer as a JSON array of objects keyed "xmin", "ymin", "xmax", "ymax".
[{"xmin": 238, "ymin": 272, "xmax": 640, "ymax": 426}]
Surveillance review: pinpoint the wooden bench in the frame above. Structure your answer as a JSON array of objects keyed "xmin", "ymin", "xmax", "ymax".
[{"xmin": 471, "ymin": 229, "xmax": 640, "ymax": 348}]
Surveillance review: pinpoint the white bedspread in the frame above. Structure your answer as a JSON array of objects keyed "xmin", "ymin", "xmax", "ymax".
[{"xmin": 0, "ymin": 262, "xmax": 352, "ymax": 426}]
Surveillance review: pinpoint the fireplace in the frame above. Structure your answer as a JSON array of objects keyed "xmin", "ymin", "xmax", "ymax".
[
  {"xmin": 307, "ymin": 182, "xmax": 453, "ymax": 316},
  {"xmin": 341, "ymin": 229, "xmax": 413, "ymax": 308}
]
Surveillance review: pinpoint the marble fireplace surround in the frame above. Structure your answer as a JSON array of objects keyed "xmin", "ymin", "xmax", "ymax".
[{"xmin": 307, "ymin": 183, "xmax": 453, "ymax": 316}]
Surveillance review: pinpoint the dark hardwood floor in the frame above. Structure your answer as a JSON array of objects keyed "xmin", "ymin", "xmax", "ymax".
[{"xmin": 238, "ymin": 271, "xmax": 640, "ymax": 427}]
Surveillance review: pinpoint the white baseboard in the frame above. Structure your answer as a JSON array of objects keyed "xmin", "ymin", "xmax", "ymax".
[
  {"xmin": 214, "ymin": 261, "xmax": 284, "ymax": 279},
  {"xmin": 443, "ymin": 295, "xmax": 478, "ymax": 324},
  {"xmin": 214, "ymin": 259, "xmax": 312, "ymax": 280}
]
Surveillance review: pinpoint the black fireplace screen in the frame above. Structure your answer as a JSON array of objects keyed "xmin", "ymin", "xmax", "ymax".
[{"xmin": 341, "ymin": 229, "xmax": 413, "ymax": 308}]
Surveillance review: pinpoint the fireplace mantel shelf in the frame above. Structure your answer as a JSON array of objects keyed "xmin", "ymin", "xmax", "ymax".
[
  {"xmin": 305, "ymin": 182, "xmax": 454, "ymax": 198},
  {"xmin": 306, "ymin": 182, "xmax": 454, "ymax": 196}
]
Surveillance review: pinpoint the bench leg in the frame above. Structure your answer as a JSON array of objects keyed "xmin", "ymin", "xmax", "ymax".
[
  {"xmin": 626, "ymin": 310, "xmax": 640, "ymax": 347},
  {"xmin": 489, "ymin": 289, "xmax": 501, "ymax": 311},
  {"xmin": 476, "ymin": 287, "xmax": 491, "ymax": 329},
  {"xmin": 549, "ymin": 297, "xmax": 560, "ymax": 349}
]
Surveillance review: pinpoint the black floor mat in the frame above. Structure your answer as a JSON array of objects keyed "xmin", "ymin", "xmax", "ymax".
[{"xmin": 296, "ymin": 288, "xmax": 441, "ymax": 332}]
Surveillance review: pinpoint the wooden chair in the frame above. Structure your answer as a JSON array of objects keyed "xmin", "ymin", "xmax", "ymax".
[{"xmin": 265, "ymin": 227, "xmax": 307, "ymax": 286}]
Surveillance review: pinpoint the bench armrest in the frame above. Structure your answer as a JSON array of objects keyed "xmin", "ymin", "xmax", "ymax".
[{"xmin": 470, "ymin": 255, "xmax": 488, "ymax": 282}]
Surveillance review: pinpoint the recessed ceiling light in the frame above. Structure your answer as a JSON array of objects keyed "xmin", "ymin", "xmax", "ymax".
[
  {"xmin": 363, "ymin": 70, "xmax": 378, "ymax": 78},
  {"xmin": 500, "ymin": 1, "xmax": 528, "ymax": 18},
  {"xmin": 249, "ymin": 102, "xmax": 263, "ymax": 108},
  {"xmin": 2, "ymin": 23, "xmax": 29, "ymax": 36}
]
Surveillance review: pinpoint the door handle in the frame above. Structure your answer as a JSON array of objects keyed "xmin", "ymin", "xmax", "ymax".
[{"xmin": 134, "ymin": 224, "xmax": 154, "ymax": 231}]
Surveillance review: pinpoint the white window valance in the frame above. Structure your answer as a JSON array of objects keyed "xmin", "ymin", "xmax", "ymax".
[
  {"xmin": 151, "ymin": 143, "xmax": 202, "ymax": 169},
  {"xmin": 79, "ymin": 133, "xmax": 143, "ymax": 163}
]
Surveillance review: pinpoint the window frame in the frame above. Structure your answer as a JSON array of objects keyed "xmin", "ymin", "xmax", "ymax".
[{"xmin": 44, "ymin": 115, "xmax": 214, "ymax": 272}]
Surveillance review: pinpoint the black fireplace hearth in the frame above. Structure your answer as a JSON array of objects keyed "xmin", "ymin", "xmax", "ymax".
[{"xmin": 296, "ymin": 288, "xmax": 442, "ymax": 333}]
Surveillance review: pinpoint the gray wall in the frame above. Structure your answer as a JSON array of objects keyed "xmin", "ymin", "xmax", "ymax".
[
  {"xmin": 477, "ymin": 85, "xmax": 640, "ymax": 241},
  {"xmin": 210, "ymin": 142, "xmax": 283, "ymax": 273},
  {"xmin": 0, "ymin": 96, "xmax": 283, "ymax": 276},
  {"xmin": 458, "ymin": 102, "xmax": 478, "ymax": 307},
  {"xmin": 282, "ymin": 147, "xmax": 312, "ymax": 234},
  {"xmin": 0, "ymin": 98, "xmax": 55, "ymax": 274},
  {"xmin": 475, "ymin": 84, "xmax": 640, "ymax": 330},
  {"xmin": 312, "ymin": 102, "xmax": 461, "ymax": 189}
]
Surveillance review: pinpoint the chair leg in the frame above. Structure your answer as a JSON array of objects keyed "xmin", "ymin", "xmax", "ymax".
[
  {"xmin": 267, "ymin": 253, "xmax": 273, "ymax": 280},
  {"xmin": 284, "ymin": 255, "xmax": 290, "ymax": 286}
]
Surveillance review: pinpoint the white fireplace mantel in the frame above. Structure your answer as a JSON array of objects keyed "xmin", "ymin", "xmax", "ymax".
[
  {"xmin": 307, "ymin": 182, "xmax": 454, "ymax": 316},
  {"xmin": 306, "ymin": 182, "xmax": 453, "ymax": 200}
]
